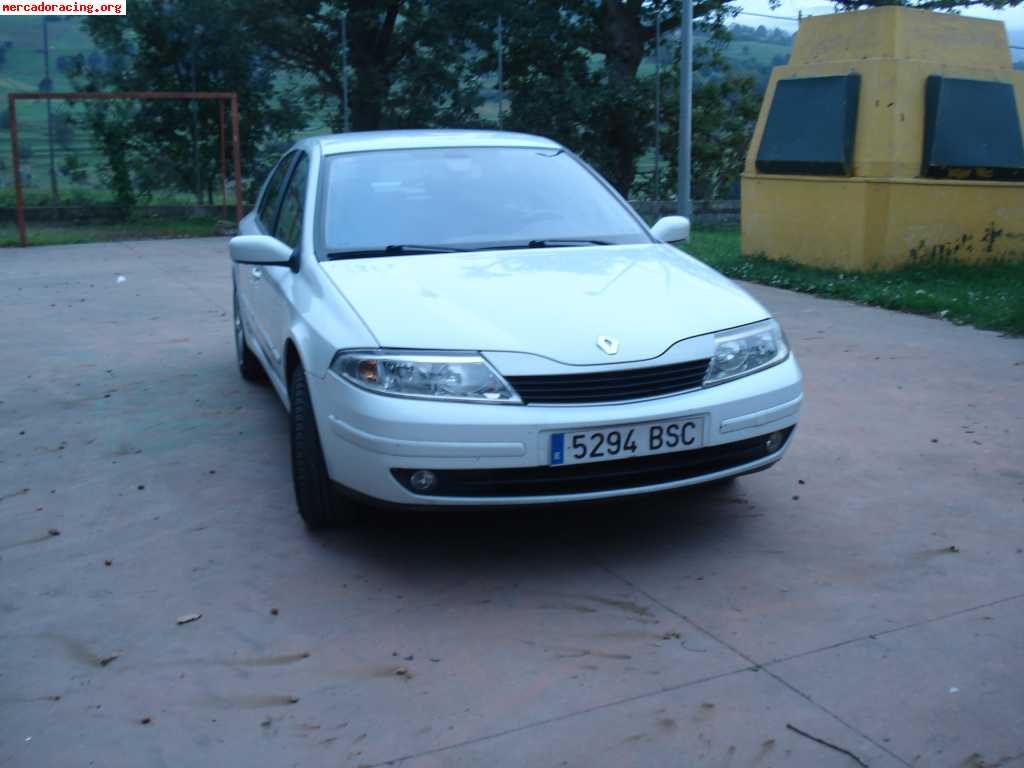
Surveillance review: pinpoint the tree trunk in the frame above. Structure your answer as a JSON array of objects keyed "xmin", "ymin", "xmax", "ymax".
[
  {"xmin": 347, "ymin": 2, "xmax": 401, "ymax": 131},
  {"xmin": 599, "ymin": 0, "xmax": 648, "ymax": 195}
]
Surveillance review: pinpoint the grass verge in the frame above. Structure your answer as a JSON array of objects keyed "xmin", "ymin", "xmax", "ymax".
[
  {"xmin": 686, "ymin": 227, "xmax": 1024, "ymax": 336},
  {"xmin": 0, "ymin": 218, "xmax": 224, "ymax": 247}
]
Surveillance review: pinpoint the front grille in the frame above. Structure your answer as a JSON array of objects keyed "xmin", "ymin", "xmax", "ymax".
[
  {"xmin": 506, "ymin": 359, "xmax": 711, "ymax": 405},
  {"xmin": 392, "ymin": 428, "xmax": 792, "ymax": 498}
]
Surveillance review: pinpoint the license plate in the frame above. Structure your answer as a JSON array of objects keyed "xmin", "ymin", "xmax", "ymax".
[{"xmin": 549, "ymin": 416, "xmax": 705, "ymax": 466}]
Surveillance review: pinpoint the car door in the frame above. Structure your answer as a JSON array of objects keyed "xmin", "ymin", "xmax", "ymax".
[
  {"xmin": 259, "ymin": 152, "xmax": 309, "ymax": 384},
  {"xmin": 242, "ymin": 152, "xmax": 295, "ymax": 366}
]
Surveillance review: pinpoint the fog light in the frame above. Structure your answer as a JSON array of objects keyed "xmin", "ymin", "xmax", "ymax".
[
  {"xmin": 764, "ymin": 430, "xmax": 785, "ymax": 453},
  {"xmin": 409, "ymin": 470, "xmax": 437, "ymax": 493}
]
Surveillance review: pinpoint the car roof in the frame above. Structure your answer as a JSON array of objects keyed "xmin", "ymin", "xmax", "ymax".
[{"xmin": 300, "ymin": 129, "xmax": 562, "ymax": 156}]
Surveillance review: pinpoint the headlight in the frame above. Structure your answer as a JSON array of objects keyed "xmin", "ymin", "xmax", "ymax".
[
  {"xmin": 704, "ymin": 319, "xmax": 789, "ymax": 386},
  {"xmin": 330, "ymin": 350, "xmax": 521, "ymax": 404}
]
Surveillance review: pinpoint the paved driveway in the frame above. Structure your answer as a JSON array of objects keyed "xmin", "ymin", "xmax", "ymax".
[{"xmin": 1, "ymin": 238, "xmax": 1022, "ymax": 768}]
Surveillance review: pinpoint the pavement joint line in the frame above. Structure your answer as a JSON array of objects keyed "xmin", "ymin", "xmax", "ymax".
[
  {"xmin": 587, "ymin": 559, "xmax": 914, "ymax": 768},
  {"xmin": 761, "ymin": 670, "xmax": 911, "ymax": 767},
  {"xmin": 362, "ymin": 664, "xmax": 758, "ymax": 768},
  {"xmin": 762, "ymin": 591, "xmax": 1024, "ymax": 669}
]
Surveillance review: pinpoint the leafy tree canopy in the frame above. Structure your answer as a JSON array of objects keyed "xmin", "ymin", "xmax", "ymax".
[
  {"xmin": 73, "ymin": 0, "xmax": 1022, "ymax": 205},
  {"xmin": 238, "ymin": 0, "xmax": 498, "ymax": 132},
  {"xmin": 71, "ymin": 0, "xmax": 305, "ymax": 204},
  {"xmin": 496, "ymin": 0, "xmax": 743, "ymax": 195}
]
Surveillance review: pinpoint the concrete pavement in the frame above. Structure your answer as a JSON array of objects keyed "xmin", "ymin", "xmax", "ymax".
[{"xmin": 1, "ymin": 238, "xmax": 1022, "ymax": 767}]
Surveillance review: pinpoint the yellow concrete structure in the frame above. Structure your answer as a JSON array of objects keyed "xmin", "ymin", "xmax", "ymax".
[{"xmin": 741, "ymin": 7, "xmax": 1024, "ymax": 270}]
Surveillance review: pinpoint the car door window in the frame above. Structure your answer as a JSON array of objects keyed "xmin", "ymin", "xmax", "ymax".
[
  {"xmin": 273, "ymin": 154, "xmax": 309, "ymax": 249},
  {"xmin": 257, "ymin": 153, "xmax": 294, "ymax": 231}
]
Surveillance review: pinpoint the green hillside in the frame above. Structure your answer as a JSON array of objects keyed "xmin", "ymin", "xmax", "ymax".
[
  {"xmin": 1, "ymin": 16, "xmax": 101, "ymax": 201},
  {"xmin": 638, "ymin": 26, "xmax": 792, "ymax": 88},
  {"xmin": 0, "ymin": 16, "xmax": 95, "ymax": 92}
]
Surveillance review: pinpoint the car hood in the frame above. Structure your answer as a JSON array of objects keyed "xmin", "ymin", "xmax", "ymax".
[{"xmin": 319, "ymin": 243, "xmax": 769, "ymax": 366}]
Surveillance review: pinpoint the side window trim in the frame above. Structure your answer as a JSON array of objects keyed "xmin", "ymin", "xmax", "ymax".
[
  {"xmin": 257, "ymin": 151, "xmax": 298, "ymax": 235},
  {"xmin": 271, "ymin": 151, "xmax": 309, "ymax": 248},
  {"xmin": 254, "ymin": 155, "xmax": 282, "ymax": 231}
]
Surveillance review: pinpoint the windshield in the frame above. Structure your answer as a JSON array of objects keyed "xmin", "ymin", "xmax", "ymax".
[{"xmin": 320, "ymin": 147, "xmax": 650, "ymax": 254}]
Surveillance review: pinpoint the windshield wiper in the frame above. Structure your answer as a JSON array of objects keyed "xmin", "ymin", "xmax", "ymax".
[
  {"xmin": 327, "ymin": 244, "xmax": 466, "ymax": 260},
  {"xmin": 527, "ymin": 239, "xmax": 612, "ymax": 248}
]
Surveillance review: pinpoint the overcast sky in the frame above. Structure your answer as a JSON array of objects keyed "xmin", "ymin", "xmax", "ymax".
[{"xmin": 733, "ymin": 1, "xmax": 1024, "ymax": 33}]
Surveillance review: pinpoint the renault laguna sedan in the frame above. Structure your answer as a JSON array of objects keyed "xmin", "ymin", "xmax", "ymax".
[{"xmin": 231, "ymin": 130, "xmax": 802, "ymax": 528}]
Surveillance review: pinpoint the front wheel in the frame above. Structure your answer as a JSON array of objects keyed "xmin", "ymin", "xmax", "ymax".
[{"xmin": 289, "ymin": 366, "xmax": 361, "ymax": 529}]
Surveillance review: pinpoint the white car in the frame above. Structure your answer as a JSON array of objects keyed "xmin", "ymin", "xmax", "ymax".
[{"xmin": 231, "ymin": 130, "xmax": 802, "ymax": 528}]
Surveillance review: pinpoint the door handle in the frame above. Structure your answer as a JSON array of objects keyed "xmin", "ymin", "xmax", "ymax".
[{"xmin": 251, "ymin": 267, "xmax": 263, "ymax": 280}]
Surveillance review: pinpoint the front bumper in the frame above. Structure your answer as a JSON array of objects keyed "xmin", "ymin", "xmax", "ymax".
[{"xmin": 307, "ymin": 355, "xmax": 802, "ymax": 507}]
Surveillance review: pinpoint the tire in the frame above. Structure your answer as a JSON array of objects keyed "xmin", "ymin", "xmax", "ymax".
[
  {"xmin": 234, "ymin": 289, "xmax": 264, "ymax": 382},
  {"xmin": 289, "ymin": 366, "xmax": 360, "ymax": 529}
]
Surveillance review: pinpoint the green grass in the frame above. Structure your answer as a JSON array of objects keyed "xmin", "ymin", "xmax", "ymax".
[
  {"xmin": 686, "ymin": 227, "xmax": 1024, "ymax": 336},
  {"xmin": 0, "ymin": 217, "xmax": 223, "ymax": 247}
]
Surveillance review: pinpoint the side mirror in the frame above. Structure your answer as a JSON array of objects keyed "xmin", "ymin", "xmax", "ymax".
[
  {"xmin": 651, "ymin": 215, "xmax": 690, "ymax": 243},
  {"xmin": 230, "ymin": 234, "xmax": 296, "ymax": 269}
]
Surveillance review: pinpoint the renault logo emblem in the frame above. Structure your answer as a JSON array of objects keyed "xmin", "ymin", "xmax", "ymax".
[{"xmin": 596, "ymin": 335, "xmax": 619, "ymax": 355}]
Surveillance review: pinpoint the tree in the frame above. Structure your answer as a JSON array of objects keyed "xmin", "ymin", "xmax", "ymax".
[
  {"xmin": 72, "ymin": 0, "xmax": 305, "ymax": 205},
  {"xmin": 494, "ymin": 1, "xmax": 605, "ymax": 176},
  {"xmin": 678, "ymin": 66, "xmax": 759, "ymax": 203},
  {"xmin": 233, "ymin": 0, "xmax": 757, "ymax": 200},
  {"xmin": 239, "ymin": 0, "xmax": 497, "ymax": 132},
  {"xmin": 617, "ymin": 36, "xmax": 758, "ymax": 205},
  {"xmin": 83, "ymin": 102, "xmax": 136, "ymax": 213},
  {"xmin": 496, "ymin": 0, "xmax": 737, "ymax": 196}
]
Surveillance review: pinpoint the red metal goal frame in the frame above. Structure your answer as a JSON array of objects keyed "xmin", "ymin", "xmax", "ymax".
[{"xmin": 7, "ymin": 91, "xmax": 243, "ymax": 247}]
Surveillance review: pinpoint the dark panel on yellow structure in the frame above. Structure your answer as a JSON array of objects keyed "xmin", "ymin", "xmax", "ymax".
[
  {"xmin": 755, "ymin": 75, "xmax": 860, "ymax": 176},
  {"xmin": 922, "ymin": 76, "xmax": 1024, "ymax": 181}
]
